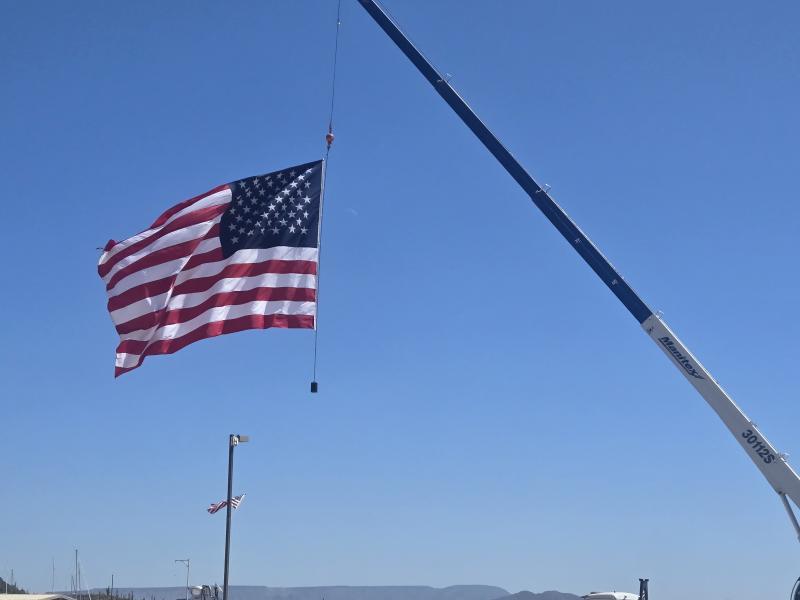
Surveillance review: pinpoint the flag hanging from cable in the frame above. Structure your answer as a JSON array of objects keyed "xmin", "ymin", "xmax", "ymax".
[
  {"xmin": 98, "ymin": 160, "xmax": 323, "ymax": 376},
  {"xmin": 208, "ymin": 494, "xmax": 245, "ymax": 515}
]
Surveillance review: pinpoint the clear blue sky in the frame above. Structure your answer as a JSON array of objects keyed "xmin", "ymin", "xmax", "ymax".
[{"xmin": 2, "ymin": 1, "xmax": 799, "ymax": 598}]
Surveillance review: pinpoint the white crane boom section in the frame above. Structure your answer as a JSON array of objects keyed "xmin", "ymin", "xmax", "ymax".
[{"xmin": 643, "ymin": 314, "xmax": 800, "ymax": 535}]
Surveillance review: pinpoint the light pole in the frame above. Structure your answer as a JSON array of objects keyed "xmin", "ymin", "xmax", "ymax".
[
  {"xmin": 175, "ymin": 559, "xmax": 190, "ymax": 600},
  {"xmin": 223, "ymin": 434, "xmax": 249, "ymax": 600}
]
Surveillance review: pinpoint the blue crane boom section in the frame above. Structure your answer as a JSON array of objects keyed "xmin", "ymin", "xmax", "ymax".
[{"xmin": 356, "ymin": 0, "xmax": 653, "ymax": 325}]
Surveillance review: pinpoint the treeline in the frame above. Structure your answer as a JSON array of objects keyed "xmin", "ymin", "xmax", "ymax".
[{"xmin": 0, "ymin": 576, "xmax": 26, "ymax": 594}]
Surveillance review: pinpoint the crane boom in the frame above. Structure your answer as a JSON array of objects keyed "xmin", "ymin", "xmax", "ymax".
[
  {"xmin": 643, "ymin": 314, "xmax": 800, "ymax": 524},
  {"xmin": 356, "ymin": 0, "xmax": 800, "ymax": 537}
]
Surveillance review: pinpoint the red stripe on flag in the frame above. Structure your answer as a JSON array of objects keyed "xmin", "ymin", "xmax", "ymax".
[
  {"xmin": 99, "ymin": 203, "xmax": 227, "ymax": 277},
  {"xmin": 184, "ymin": 247, "xmax": 224, "ymax": 270},
  {"xmin": 151, "ymin": 184, "xmax": 229, "ymax": 229},
  {"xmin": 114, "ymin": 286, "xmax": 317, "ymax": 335},
  {"xmin": 162, "ymin": 287, "xmax": 316, "ymax": 326},
  {"xmin": 115, "ymin": 313, "xmax": 315, "ymax": 376},
  {"xmin": 171, "ymin": 260, "xmax": 317, "ymax": 296},
  {"xmin": 106, "ymin": 225, "xmax": 220, "ymax": 291},
  {"xmin": 107, "ymin": 258, "xmax": 315, "ymax": 313},
  {"xmin": 107, "ymin": 276, "xmax": 174, "ymax": 313}
]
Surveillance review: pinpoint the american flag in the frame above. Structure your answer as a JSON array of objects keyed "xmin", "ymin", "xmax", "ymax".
[
  {"xmin": 208, "ymin": 494, "xmax": 245, "ymax": 515},
  {"xmin": 98, "ymin": 160, "xmax": 323, "ymax": 376}
]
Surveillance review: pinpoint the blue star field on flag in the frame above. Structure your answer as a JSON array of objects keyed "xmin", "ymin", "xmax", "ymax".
[{"xmin": 220, "ymin": 160, "xmax": 323, "ymax": 258}]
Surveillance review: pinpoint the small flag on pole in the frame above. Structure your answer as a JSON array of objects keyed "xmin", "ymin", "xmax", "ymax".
[
  {"xmin": 98, "ymin": 161, "xmax": 323, "ymax": 376},
  {"xmin": 208, "ymin": 494, "xmax": 246, "ymax": 515}
]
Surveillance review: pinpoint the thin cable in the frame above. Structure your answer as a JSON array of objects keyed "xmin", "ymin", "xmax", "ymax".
[
  {"xmin": 312, "ymin": 0, "xmax": 342, "ymax": 392},
  {"xmin": 327, "ymin": 0, "xmax": 342, "ymax": 132}
]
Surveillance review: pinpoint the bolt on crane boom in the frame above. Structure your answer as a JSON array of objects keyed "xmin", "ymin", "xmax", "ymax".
[{"xmin": 356, "ymin": 0, "xmax": 800, "ymax": 544}]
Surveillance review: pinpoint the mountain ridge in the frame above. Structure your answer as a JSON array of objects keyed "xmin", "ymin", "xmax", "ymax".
[
  {"xmin": 102, "ymin": 584, "xmax": 583, "ymax": 600},
  {"xmin": 109, "ymin": 585, "xmax": 512, "ymax": 600}
]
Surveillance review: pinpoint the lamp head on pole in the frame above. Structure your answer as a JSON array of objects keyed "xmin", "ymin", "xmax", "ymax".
[{"xmin": 231, "ymin": 434, "xmax": 250, "ymax": 446}]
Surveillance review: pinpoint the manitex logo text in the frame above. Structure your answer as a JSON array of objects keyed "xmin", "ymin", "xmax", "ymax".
[{"xmin": 658, "ymin": 336, "xmax": 705, "ymax": 380}]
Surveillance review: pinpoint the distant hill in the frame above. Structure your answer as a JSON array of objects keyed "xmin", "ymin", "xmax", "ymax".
[
  {"xmin": 491, "ymin": 591, "xmax": 581, "ymax": 600},
  {"xmin": 111, "ymin": 585, "xmax": 511, "ymax": 600}
]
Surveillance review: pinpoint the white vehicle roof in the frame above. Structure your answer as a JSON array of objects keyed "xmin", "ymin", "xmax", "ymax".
[
  {"xmin": 583, "ymin": 593, "xmax": 639, "ymax": 600},
  {"xmin": 0, "ymin": 596, "xmax": 76, "ymax": 600}
]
